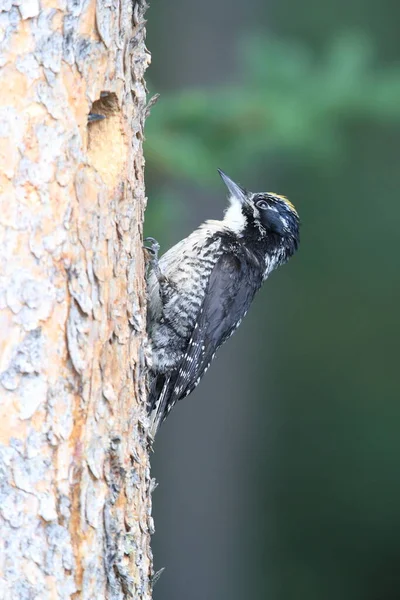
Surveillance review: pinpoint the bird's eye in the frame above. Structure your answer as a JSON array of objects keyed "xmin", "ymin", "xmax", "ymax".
[{"xmin": 256, "ymin": 199, "xmax": 268, "ymax": 210}]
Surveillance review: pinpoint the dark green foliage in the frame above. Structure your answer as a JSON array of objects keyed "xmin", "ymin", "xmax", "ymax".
[
  {"xmin": 148, "ymin": 23, "xmax": 400, "ymax": 600},
  {"xmin": 145, "ymin": 33, "xmax": 400, "ymax": 187}
]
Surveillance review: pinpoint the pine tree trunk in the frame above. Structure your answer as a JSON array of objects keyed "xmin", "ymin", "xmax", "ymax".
[{"xmin": 0, "ymin": 1, "xmax": 153, "ymax": 598}]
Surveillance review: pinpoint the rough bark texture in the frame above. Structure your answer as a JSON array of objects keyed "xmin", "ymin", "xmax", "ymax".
[{"xmin": 0, "ymin": 1, "xmax": 153, "ymax": 598}]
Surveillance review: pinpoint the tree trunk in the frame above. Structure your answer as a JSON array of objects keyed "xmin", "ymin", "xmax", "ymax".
[{"xmin": 0, "ymin": 2, "xmax": 152, "ymax": 598}]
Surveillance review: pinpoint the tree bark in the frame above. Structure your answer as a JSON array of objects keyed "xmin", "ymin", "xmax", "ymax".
[{"xmin": 0, "ymin": 1, "xmax": 152, "ymax": 598}]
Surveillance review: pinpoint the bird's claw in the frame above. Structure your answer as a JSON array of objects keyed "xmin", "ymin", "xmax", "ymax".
[
  {"xmin": 143, "ymin": 237, "xmax": 166, "ymax": 284},
  {"xmin": 143, "ymin": 237, "xmax": 160, "ymax": 259}
]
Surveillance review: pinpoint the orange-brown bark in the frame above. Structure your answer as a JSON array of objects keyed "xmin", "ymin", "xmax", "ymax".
[{"xmin": 0, "ymin": 2, "xmax": 152, "ymax": 598}]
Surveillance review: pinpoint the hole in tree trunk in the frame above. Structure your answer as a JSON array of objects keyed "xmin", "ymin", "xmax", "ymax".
[{"xmin": 87, "ymin": 92, "xmax": 127, "ymax": 190}]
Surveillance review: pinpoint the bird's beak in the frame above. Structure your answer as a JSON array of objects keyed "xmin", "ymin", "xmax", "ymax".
[{"xmin": 218, "ymin": 169, "xmax": 247, "ymax": 204}]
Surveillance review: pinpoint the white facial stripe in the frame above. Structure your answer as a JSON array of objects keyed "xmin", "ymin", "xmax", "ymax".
[
  {"xmin": 263, "ymin": 250, "xmax": 284, "ymax": 280},
  {"xmin": 280, "ymin": 216, "xmax": 288, "ymax": 229},
  {"xmin": 264, "ymin": 254, "xmax": 277, "ymax": 280},
  {"xmin": 223, "ymin": 196, "xmax": 247, "ymax": 235}
]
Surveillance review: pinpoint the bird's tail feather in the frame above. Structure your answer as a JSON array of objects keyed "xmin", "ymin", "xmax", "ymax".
[{"xmin": 148, "ymin": 374, "xmax": 171, "ymax": 438}]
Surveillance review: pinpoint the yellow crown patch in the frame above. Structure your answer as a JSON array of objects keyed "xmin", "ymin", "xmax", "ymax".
[{"xmin": 270, "ymin": 193, "xmax": 298, "ymax": 216}]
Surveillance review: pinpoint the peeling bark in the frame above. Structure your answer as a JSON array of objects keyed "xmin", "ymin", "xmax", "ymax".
[{"xmin": 0, "ymin": 1, "xmax": 152, "ymax": 598}]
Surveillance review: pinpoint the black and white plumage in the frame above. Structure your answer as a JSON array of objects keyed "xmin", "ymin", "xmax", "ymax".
[{"xmin": 146, "ymin": 170, "xmax": 300, "ymax": 437}]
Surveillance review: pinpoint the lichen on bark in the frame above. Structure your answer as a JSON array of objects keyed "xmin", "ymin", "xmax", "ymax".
[{"xmin": 0, "ymin": 1, "xmax": 153, "ymax": 598}]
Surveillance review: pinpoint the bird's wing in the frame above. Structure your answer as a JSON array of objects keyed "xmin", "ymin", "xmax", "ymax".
[
  {"xmin": 168, "ymin": 252, "xmax": 260, "ymax": 408},
  {"xmin": 149, "ymin": 252, "xmax": 258, "ymax": 435}
]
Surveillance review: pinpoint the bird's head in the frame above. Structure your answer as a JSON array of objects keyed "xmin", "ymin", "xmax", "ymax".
[{"xmin": 219, "ymin": 169, "xmax": 300, "ymax": 262}]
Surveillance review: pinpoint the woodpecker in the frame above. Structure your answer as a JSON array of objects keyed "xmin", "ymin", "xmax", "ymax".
[{"xmin": 146, "ymin": 170, "xmax": 300, "ymax": 437}]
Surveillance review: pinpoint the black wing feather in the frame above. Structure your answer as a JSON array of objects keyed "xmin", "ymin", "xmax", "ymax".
[{"xmin": 157, "ymin": 252, "xmax": 261, "ymax": 425}]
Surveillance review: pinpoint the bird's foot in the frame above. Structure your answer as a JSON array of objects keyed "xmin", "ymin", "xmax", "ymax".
[
  {"xmin": 143, "ymin": 237, "xmax": 160, "ymax": 260},
  {"xmin": 143, "ymin": 237, "xmax": 165, "ymax": 282}
]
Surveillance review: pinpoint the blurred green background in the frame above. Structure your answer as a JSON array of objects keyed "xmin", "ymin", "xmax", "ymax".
[{"xmin": 145, "ymin": 1, "xmax": 400, "ymax": 599}]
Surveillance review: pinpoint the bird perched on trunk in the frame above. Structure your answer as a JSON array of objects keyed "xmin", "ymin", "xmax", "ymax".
[{"xmin": 145, "ymin": 170, "xmax": 300, "ymax": 437}]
